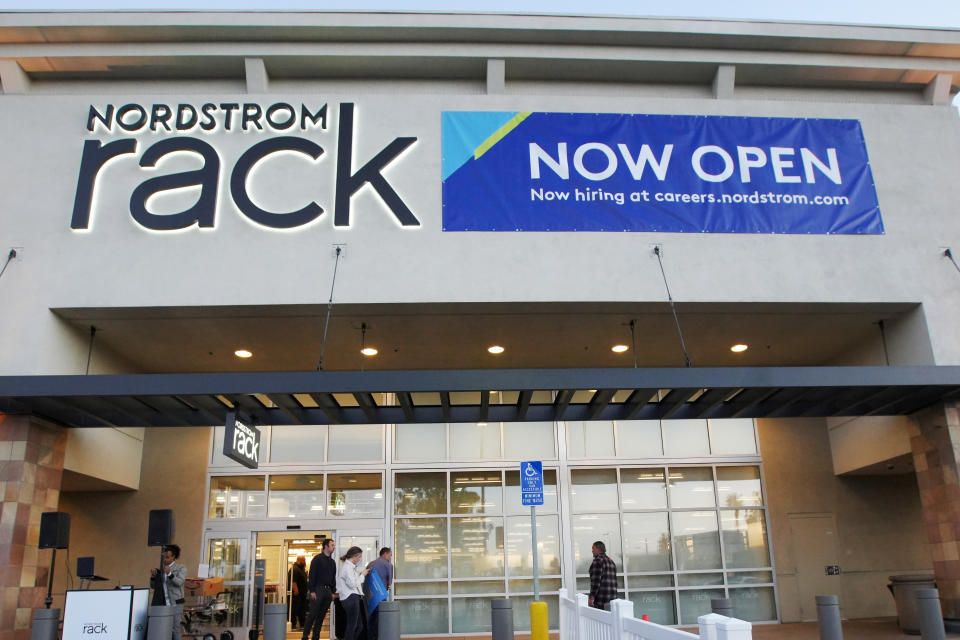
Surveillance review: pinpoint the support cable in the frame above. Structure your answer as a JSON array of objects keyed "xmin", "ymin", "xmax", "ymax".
[
  {"xmin": 653, "ymin": 246, "xmax": 693, "ymax": 368},
  {"xmin": 0, "ymin": 249, "xmax": 17, "ymax": 281},
  {"xmin": 85, "ymin": 326, "xmax": 97, "ymax": 375},
  {"xmin": 317, "ymin": 245, "xmax": 344, "ymax": 371},
  {"xmin": 945, "ymin": 248, "xmax": 960, "ymax": 275}
]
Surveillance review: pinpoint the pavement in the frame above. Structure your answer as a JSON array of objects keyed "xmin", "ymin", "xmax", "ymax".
[{"xmin": 684, "ymin": 617, "xmax": 960, "ymax": 639}]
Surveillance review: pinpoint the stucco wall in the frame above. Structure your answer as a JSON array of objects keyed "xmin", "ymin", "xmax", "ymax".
[{"xmin": 759, "ymin": 417, "xmax": 930, "ymax": 620}]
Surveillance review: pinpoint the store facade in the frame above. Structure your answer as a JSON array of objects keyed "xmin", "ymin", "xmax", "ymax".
[{"xmin": 1, "ymin": 10, "xmax": 960, "ymax": 639}]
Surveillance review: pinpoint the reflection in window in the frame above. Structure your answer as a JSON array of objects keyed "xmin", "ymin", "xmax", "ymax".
[
  {"xmin": 506, "ymin": 515, "xmax": 561, "ymax": 577},
  {"xmin": 662, "ymin": 420, "xmax": 710, "ymax": 457},
  {"xmin": 452, "ymin": 598, "xmax": 493, "ymax": 633},
  {"xmin": 267, "ymin": 475, "xmax": 323, "ymax": 518},
  {"xmin": 717, "ymin": 466, "xmax": 763, "ymax": 507},
  {"xmin": 209, "ymin": 476, "xmax": 266, "ymax": 519},
  {"xmin": 671, "ymin": 511, "xmax": 721, "ymax": 571},
  {"xmin": 668, "ymin": 467, "xmax": 716, "ymax": 509},
  {"xmin": 451, "ymin": 580, "xmax": 505, "ymax": 594},
  {"xmin": 570, "ymin": 468, "xmax": 619, "ymax": 512},
  {"xmin": 503, "ymin": 422, "xmax": 556, "ymax": 459},
  {"xmin": 567, "ymin": 421, "xmax": 615, "ymax": 458},
  {"xmin": 207, "ymin": 538, "xmax": 248, "ymax": 582},
  {"xmin": 451, "ymin": 517, "xmax": 504, "ymax": 578},
  {"xmin": 450, "ymin": 472, "xmax": 502, "ymax": 515},
  {"xmin": 621, "ymin": 468, "xmax": 667, "ymax": 510},
  {"xmin": 709, "ymin": 419, "xmax": 757, "ymax": 455},
  {"xmin": 450, "ymin": 422, "xmax": 501, "ymax": 460},
  {"xmin": 730, "ymin": 587, "xmax": 777, "ymax": 620},
  {"xmin": 622, "ymin": 512, "xmax": 671, "ymax": 572},
  {"xmin": 395, "ymin": 518, "xmax": 448, "ymax": 579},
  {"xmin": 398, "ymin": 598, "xmax": 448, "ymax": 635},
  {"xmin": 328, "ymin": 424, "xmax": 383, "ymax": 462},
  {"xmin": 506, "ymin": 469, "xmax": 557, "ymax": 514},
  {"xmin": 395, "ymin": 472, "xmax": 446, "ymax": 515},
  {"xmin": 628, "ymin": 591, "xmax": 676, "ymax": 625},
  {"xmin": 269, "ymin": 425, "xmax": 326, "ymax": 463},
  {"xmin": 327, "ymin": 473, "xmax": 383, "ymax": 517},
  {"xmin": 720, "ymin": 509, "xmax": 770, "ymax": 569},
  {"xmin": 678, "ymin": 588, "xmax": 725, "ymax": 625},
  {"xmin": 571, "ymin": 513, "xmax": 622, "ymax": 573},
  {"xmin": 616, "ymin": 420, "xmax": 663, "ymax": 457},
  {"xmin": 395, "ymin": 423, "xmax": 445, "ymax": 461}
]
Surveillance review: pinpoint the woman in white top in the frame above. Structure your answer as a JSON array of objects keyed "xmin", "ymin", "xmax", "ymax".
[{"xmin": 337, "ymin": 546, "xmax": 370, "ymax": 640}]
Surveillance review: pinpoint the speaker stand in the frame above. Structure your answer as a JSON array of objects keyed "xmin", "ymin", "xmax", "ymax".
[{"xmin": 45, "ymin": 548, "xmax": 56, "ymax": 609}]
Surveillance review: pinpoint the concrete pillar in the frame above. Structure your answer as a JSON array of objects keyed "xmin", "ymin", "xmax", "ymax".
[
  {"xmin": 487, "ymin": 59, "xmax": 505, "ymax": 95},
  {"xmin": 0, "ymin": 415, "xmax": 67, "ymax": 640},
  {"xmin": 910, "ymin": 402, "xmax": 960, "ymax": 620},
  {"xmin": 0, "ymin": 60, "xmax": 31, "ymax": 94},
  {"xmin": 712, "ymin": 65, "xmax": 735, "ymax": 100},
  {"xmin": 245, "ymin": 58, "xmax": 269, "ymax": 93},
  {"xmin": 923, "ymin": 73, "xmax": 952, "ymax": 106}
]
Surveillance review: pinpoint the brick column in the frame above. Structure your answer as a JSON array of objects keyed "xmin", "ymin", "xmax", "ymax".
[
  {"xmin": 910, "ymin": 401, "xmax": 960, "ymax": 619},
  {"xmin": 0, "ymin": 414, "xmax": 66, "ymax": 640}
]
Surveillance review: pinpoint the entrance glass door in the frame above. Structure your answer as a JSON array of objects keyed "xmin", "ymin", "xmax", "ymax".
[
  {"xmin": 336, "ymin": 531, "xmax": 381, "ymax": 569},
  {"xmin": 203, "ymin": 532, "xmax": 253, "ymax": 631}
]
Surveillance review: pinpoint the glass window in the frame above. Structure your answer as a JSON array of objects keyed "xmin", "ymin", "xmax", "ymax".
[
  {"xmin": 450, "ymin": 472, "xmax": 503, "ymax": 515},
  {"xmin": 716, "ymin": 466, "xmax": 763, "ymax": 508},
  {"xmin": 729, "ymin": 586, "xmax": 777, "ymax": 621},
  {"xmin": 571, "ymin": 513, "xmax": 622, "ymax": 573},
  {"xmin": 395, "ymin": 423, "xmax": 445, "ymax": 461},
  {"xmin": 668, "ymin": 467, "xmax": 716, "ymax": 509},
  {"xmin": 450, "ymin": 422, "xmax": 501, "ymax": 460},
  {"xmin": 450, "ymin": 517, "xmax": 505, "ymax": 578},
  {"xmin": 628, "ymin": 575, "xmax": 673, "ymax": 588},
  {"xmin": 616, "ymin": 420, "xmax": 663, "ymax": 457},
  {"xmin": 570, "ymin": 468, "xmax": 619, "ymax": 512},
  {"xmin": 452, "ymin": 598, "xmax": 493, "ymax": 633},
  {"xmin": 395, "ymin": 472, "xmax": 447, "ymax": 515},
  {"xmin": 269, "ymin": 425, "xmax": 326, "ymax": 463},
  {"xmin": 451, "ymin": 580, "xmax": 505, "ymax": 594},
  {"xmin": 628, "ymin": 591, "xmax": 676, "ymax": 626},
  {"xmin": 567, "ymin": 421, "xmax": 615, "ymax": 458},
  {"xmin": 398, "ymin": 599, "xmax": 448, "ymax": 635},
  {"xmin": 267, "ymin": 475, "xmax": 324, "ymax": 518},
  {"xmin": 506, "ymin": 515, "xmax": 561, "ymax": 577},
  {"xmin": 508, "ymin": 578, "xmax": 562, "ymax": 593},
  {"xmin": 720, "ymin": 509, "xmax": 770, "ymax": 569},
  {"xmin": 677, "ymin": 573, "xmax": 723, "ymax": 586},
  {"xmin": 671, "ymin": 511, "xmax": 721, "ymax": 571},
  {"xmin": 207, "ymin": 537, "xmax": 248, "ymax": 581},
  {"xmin": 678, "ymin": 589, "xmax": 725, "ymax": 625},
  {"xmin": 709, "ymin": 419, "xmax": 757, "ymax": 455},
  {"xmin": 511, "ymin": 595, "xmax": 559, "ymax": 632},
  {"xmin": 621, "ymin": 468, "xmax": 667, "ymax": 510},
  {"xmin": 503, "ymin": 422, "xmax": 556, "ymax": 459},
  {"xmin": 328, "ymin": 424, "xmax": 382, "ymax": 462},
  {"xmin": 662, "ymin": 420, "xmax": 710, "ymax": 457},
  {"xmin": 506, "ymin": 469, "xmax": 557, "ymax": 514},
  {"xmin": 622, "ymin": 512, "xmax": 672, "ymax": 572},
  {"xmin": 394, "ymin": 518, "xmax": 448, "ymax": 579},
  {"xmin": 210, "ymin": 427, "xmax": 246, "ymax": 467},
  {"xmin": 394, "ymin": 581, "xmax": 447, "ymax": 596},
  {"xmin": 327, "ymin": 473, "xmax": 383, "ymax": 518},
  {"xmin": 209, "ymin": 476, "xmax": 266, "ymax": 519},
  {"xmin": 728, "ymin": 571, "xmax": 773, "ymax": 585}
]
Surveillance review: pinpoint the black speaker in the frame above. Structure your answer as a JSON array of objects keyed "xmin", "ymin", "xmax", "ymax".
[
  {"xmin": 77, "ymin": 556, "xmax": 95, "ymax": 578},
  {"xmin": 147, "ymin": 509, "xmax": 175, "ymax": 547},
  {"xmin": 39, "ymin": 512, "xmax": 70, "ymax": 549}
]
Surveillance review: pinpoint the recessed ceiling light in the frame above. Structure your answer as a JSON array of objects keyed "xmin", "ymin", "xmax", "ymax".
[
  {"xmin": 488, "ymin": 345, "xmax": 505, "ymax": 354},
  {"xmin": 360, "ymin": 347, "xmax": 378, "ymax": 357},
  {"xmin": 611, "ymin": 344, "xmax": 630, "ymax": 353},
  {"xmin": 234, "ymin": 349, "xmax": 253, "ymax": 358},
  {"xmin": 730, "ymin": 344, "xmax": 749, "ymax": 353}
]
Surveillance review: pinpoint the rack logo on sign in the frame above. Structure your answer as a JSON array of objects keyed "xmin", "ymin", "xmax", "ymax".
[
  {"xmin": 521, "ymin": 460, "xmax": 544, "ymax": 506},
  {"xmin": 70, "ymin": 102, "xmax": 419, "ymax": 232},
  {"xmin": 223, "ymin": 411, "xmax": 260, "ymax": 469},
  {"xmin": 441, "ymin": 111, "xmax": 883, "ymax": 234}
]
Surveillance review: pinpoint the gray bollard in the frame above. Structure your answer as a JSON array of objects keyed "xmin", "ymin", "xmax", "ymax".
[
  {"xmin": 816, "ymin": 595, "xmax": 843, "ymax": 640},
  {"xmin": 917, "ymin": 589, "xmax": 946, "ymax": 640},
  {"xmin": 379, "ymin": 601, "xmax": 401, "ymax": 640},
  {"xmin": 31, "ymin": 608, "xmax": 60, "ymax": 640},
  {"xmin": 147, "ymin": 605, "xmax": 176, "ymax": 640},
  {"xmin": 262, "ymin": 603, "xmax": 288, "ymax": 640},
  {"xmin": 711, "ymin": 598, "xmax": 732, "ymax": 617},
  {"xmin": 492, "ymin": 599, "xmax": 514, "ymax": 640}
]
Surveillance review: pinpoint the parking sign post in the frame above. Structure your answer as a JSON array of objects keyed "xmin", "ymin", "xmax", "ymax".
[{"xmin": 521, "ymin": 461, "xmax": 544, "ymax": 600}]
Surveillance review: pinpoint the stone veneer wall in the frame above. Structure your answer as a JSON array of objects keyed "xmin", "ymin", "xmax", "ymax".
[{"xmin": 0, "ymin": 415, "xmax": 66, "ymax": 640}]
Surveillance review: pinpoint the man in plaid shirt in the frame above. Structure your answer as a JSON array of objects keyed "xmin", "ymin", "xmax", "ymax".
[{"xmin": 588, "ymin": 541, "xmax": 618, "ymax": 610}]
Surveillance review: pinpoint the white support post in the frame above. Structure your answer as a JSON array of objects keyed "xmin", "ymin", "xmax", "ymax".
[
  {"xmin": 610, "ymin": 600, "xmax": 632, "ymax": 640},
  {"xmin": 716, "ymin": 618, "xmax": 752, "ymax": 640},
  {"xmin": 575, "ymin": 593, "xmax": 589, "ymax": 640},
  {"xmin": 559, "ymin": 589, "xmax": 569, "ymax": 640},
  {"xmin": 245, "ymin": 57, "xmax": 269, "ymax": 93},
  {"xmin": 697, "ymin": 613, "xmax": 726, "ymax": 640},
  {"xmin": 487, "ymin": 59, "xmax": 505, "ymax": 94},
  {"xmin": 0, "ymin": 60, "xmax": 30, "ymax": 94},
  {"xmin": 712, "ymin": 65, "xmax": 735, "ymax": 100}
]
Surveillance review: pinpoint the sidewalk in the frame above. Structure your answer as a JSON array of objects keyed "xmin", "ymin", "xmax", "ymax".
[{"xmin": 685, "ymin": 617, "xmax": 960, "ymax": 639}]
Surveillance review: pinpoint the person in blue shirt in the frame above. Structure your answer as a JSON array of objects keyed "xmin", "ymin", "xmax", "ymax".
[{"xmin": 364, "ymin": 548, "xmax": 393, "ymax": 640}]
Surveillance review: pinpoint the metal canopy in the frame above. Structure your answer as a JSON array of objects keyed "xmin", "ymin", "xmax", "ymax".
[{"xmin": 2, "ymin": 366, "xmax": 960, "ymax": 429}]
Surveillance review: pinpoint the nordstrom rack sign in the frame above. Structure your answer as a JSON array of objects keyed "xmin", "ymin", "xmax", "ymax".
[{"xmin": 223, "ymin": 411, "xmax": 261, "ymax": 469}]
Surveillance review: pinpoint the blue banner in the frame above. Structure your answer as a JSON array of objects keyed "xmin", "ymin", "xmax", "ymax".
[{"xmin": 442, "ymin": 111, "xmax": 883, "ymax": 234}]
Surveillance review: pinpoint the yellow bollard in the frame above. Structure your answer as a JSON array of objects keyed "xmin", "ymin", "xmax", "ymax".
[{"xmin": 530, "ymin": 601, "xmax": 549, "ymax": 640}]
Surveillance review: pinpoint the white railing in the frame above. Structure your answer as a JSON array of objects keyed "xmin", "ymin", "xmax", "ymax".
[{"xmin": 558, "ymin": 589, "xmax": 752, "ymax": 640}]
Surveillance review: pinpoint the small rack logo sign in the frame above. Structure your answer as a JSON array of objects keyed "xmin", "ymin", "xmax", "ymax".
[{"xmin": 223, "ymin": 411, "xmax": 261, "ymax": 469}]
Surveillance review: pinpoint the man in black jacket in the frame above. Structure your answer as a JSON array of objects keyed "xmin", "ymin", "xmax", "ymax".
[{"xmin": 290, "ymin": 556, "xmax": 309, "ymax": 631}]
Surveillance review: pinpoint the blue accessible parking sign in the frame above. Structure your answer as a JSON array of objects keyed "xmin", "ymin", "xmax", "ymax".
[{"xmin": 521, "ymin": 460, "xmax": 544, "ymax": 506}]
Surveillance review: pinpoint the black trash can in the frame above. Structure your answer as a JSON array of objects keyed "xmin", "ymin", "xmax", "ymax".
[{"xmin": 888, "ymin": 574, "xmax": 936, "ymax": 634}]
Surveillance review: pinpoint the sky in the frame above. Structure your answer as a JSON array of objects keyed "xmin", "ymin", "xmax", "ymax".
[{"xmin": 2, "ymin": 0, "xmax": 960, "ymax": 30}]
